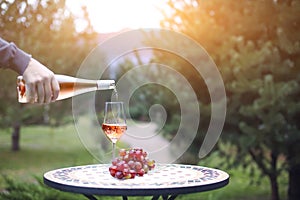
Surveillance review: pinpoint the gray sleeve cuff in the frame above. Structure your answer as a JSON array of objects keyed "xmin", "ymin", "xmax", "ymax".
[
  {"xmin": 10, "ymin": 45, "xmax": 31, "ymax": 75},
  {"xmin": 0, "ymin": 38, "xmax": 31, "ymax": 74}
]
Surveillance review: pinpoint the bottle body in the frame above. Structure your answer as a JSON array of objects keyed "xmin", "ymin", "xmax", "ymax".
[{"xmin": 17, "ymin": 74, "xmax": 115, "ymax": 103}]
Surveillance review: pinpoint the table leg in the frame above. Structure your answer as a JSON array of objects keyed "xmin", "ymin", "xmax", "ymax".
[
  {"xmin": 168, "ymin": 195, "xmax": 178, "ymax": 200},
  {"xmin": 152, "ymin": 195, "xmax": 178, "ymax": 200},
  {"xmin": 83, "ymin": 194, "xmax": 98, "ymax": 200},
  {"xmin": 83, "ymin": 194, "xmax": 177, "ymax": 200}
]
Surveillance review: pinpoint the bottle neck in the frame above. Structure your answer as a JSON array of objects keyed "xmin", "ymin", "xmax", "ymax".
[
  {"xmin": 55, "ymin": 75, "xmax": 115, "ymax": 90},
  {"xmin": 96, "ymin": 80, "xmax": 116, "ymax": 90}
]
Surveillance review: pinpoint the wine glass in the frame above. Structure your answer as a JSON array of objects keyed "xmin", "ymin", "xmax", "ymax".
[{"xmin": 102, "ymin": 102, "xmax": 127, "ymax": 159}]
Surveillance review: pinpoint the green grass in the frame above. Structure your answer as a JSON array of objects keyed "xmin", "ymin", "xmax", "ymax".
[
  {"xmin": 0, "ymin": 125, "xmax": 288, "ymax": 200},
  {"xmin": 0, "ymin": 124, "xmax": 96, "ymax": 182}
]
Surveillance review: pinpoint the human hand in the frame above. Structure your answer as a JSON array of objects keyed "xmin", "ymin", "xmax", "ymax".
[{"xmin": 22, "ymin": 58, "xmax": 60, "ymax": 104}]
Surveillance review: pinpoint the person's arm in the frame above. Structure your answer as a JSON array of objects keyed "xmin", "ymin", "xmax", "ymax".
[
  {"xmin": 0, "ymin": 37, "xmax": 59, "ymax": 103},
  {"xmin": 0, "ymin": 37, "xmax": 30, "ymax": 74}
]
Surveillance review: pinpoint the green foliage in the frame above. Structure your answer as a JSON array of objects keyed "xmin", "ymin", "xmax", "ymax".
[
  {"xmin": 0, "ymin": 0, "xmax": 99, "ymax": 148},
  {"xmin": 0, "ymin": 175, "xmax": 84, "ymax": 200},
  {"xmin": 160, "ymin": 0, "xmax": 300, "ymax": 199}
]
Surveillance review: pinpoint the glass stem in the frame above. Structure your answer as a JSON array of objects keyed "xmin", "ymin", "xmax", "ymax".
[{"xmin": 112, "ymin": 142, "xmax": 116, "ymax": 160}]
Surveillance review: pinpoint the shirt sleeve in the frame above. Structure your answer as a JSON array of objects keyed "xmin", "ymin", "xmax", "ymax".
[{"xmin": 0, "ymin": 37, "xmax": 31, "ymax": 74}]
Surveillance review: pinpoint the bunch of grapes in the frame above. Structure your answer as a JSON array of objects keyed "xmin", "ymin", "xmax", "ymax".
[{"xmin": 109, "ymin": 148, "xmax": 155, "ymax": 179}]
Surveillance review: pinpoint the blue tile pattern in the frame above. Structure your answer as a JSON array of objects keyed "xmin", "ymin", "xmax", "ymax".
[{"xmin": 44, "ymin": 164, "xmax": 229, "ymax": 189}]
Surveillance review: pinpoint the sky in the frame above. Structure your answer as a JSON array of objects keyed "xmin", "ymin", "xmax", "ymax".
[{"xmin": 65, "ymin": 0, "xmax": 169, "ymax": 33}]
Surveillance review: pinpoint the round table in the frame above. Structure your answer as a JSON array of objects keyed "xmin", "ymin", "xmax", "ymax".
[{"xmin": 44, "ymin": 163, "xmax": 229, "ymax": 200}]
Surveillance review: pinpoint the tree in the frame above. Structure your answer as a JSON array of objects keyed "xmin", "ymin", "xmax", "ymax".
[
  {"xmin": 224, "ymin": 38, "xmax": 300, "ymax": 200},
  {"xmin": 160, "ymin": 0, "xmax": 300, "ymax": 200},
  {"xmin": 0, "ymin": 0, "xmax": 97, "ymax": 150}
]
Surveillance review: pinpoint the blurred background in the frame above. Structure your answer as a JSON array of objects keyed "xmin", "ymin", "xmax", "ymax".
[{"xmin": 0, "ymin": 0, "xmax": 299, "ymax": 200}]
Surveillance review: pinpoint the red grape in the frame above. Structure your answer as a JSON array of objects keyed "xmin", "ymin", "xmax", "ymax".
[
  {"xmin": 137, "ymin": 169, "xmax": 145, "ymax": 176},
  {"xmin": 108, "ymin": 148, "xmax": 155, "ymax": 180},
  {"xmin": 128, "ymin": 160, "xmax": 135, "ymax": 169},
  {"xmin": 115, "ymin": 171, "xmax": 124, "ymax": 179},
  {"xmin": 109, "ymin": 166, "xmax": 117, "ymax": 177}
]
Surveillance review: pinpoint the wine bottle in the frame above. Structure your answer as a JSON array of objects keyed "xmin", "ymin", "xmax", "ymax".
[{"xmin": 17, "ymin": 74, "xmax": 115, "ymax": 103}]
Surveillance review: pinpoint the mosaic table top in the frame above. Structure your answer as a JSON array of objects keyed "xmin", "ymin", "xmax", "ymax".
[{"xmin": 44, "ymin": 163, "xmax": 229, "ymax": 196}]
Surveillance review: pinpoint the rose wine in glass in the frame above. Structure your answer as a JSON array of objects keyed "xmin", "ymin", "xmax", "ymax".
[{"xmin": 102, "ymin": 102, "xmax": 126, "ymax": 159}]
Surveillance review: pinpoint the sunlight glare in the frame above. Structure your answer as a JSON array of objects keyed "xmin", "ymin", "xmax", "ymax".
[{"xmin": 66, "ymin": 0, "xmax": 168, "ymax": 33}]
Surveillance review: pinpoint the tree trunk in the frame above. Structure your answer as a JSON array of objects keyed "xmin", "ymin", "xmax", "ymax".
[
  {"xmin": 11, "ymin": 121, "xmax": 20, "ymax": 151},
  {"xmin": 249, "ymin": 149, "xmax": 280, "ymax": 200},
  {"xmin": 269, "ymin": 151, "xmax": 280, "ymax": 200},
  {"xmin": 288, "ymin": 164, "xmax": 300, "ymax": 200},
  {"xmin": 287, "ymin": 136, "xmax": 300, "ymax": 200},
  {"xmin": 269, "ymin": 174, "xmax": 280, "ymax": 200}
]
